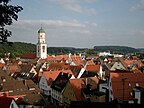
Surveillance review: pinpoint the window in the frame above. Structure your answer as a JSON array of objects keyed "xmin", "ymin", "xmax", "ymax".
[
  {"xmin": 11, "ymin": 103, "xmax": 14, "ymax": 108},
  {"xmin": 128, "ymin": 83, "xmax": 131, "ymax": 87},
  {"xmin": 42, "ymin": 46, "xmax": 45, "ymax": 52},
  {"xmin": 136, "ymin": 83, "xmax": 139, "ymax": 87},
  {"xmin": 9, "ymin": 90, "xmax": 13, "ymax": 93},
  {"xmin": 111, "ymin": 90, "xmax": 113, "ymax": 94},
  {"xmin": 130, "ymin": 92, "xmax": 133, "ymax": 96},
  {"xmin": 110, "ymin": 97, "xmax": 112, "ymax": 101}
]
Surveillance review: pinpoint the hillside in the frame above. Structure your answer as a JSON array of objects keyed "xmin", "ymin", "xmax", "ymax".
[
  {"xmin": 0, "ymin": 42, "xmax": 36, "ymax": 57},
  {"xmin": 94, "ymin": 46, "xmax": 139, "ymax": 54},
  {"xmin": 0, "ymin": 42, "xmax": 141, "ymax": 58}
]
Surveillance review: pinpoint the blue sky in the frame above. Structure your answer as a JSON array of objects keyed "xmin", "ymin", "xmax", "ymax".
[{"xmin": 7, "ymin": 0, "xmax": 144, "ymax": 48}]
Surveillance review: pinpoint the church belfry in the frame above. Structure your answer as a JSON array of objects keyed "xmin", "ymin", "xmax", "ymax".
[{"xmin": 36, "ymin": 27, "xmax": 47, "ymax": 59}]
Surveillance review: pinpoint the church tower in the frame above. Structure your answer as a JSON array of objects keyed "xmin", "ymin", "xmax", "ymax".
[{"xmin": 36, "ymin": 27, "xmax": 47, "ymax": 59}]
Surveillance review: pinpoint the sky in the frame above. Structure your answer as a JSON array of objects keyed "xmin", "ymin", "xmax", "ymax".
[{"xmin": 7, "ymin": 0, "xmax": 144, "ymax": 48}]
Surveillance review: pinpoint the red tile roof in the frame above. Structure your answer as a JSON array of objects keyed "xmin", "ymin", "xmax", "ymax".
[
  {"xmin": 87, "ymin": 60, "xmax": 95, "ymax": 65},
  {"xmin": 0, "ymin": 62, "xmax": 5, "ymax": 68},
  {"xmin": 110, "ymin": 73, "xmax": 144, "ymax": 100},
  {"xmin": 21, "ymin": 53, "xmax": 36, "ymax": 59},
  {"xmin": 44, "ymin": 70, "xmax": 73, "ymax": 86},
  {"xmin": 69, "ymin": 77, "xmax": 99, "ymax": 101},
  {"xmin": 86, "ymin": 65, "xmax": 100, "ymax": 73},
  {"xmin": 125, "ymin": 60, "xmax": 144, "ymax": 68},
  {"xmin": 47, "ymin": 55, "xmax": 56, "ymax": 61},
  {"xmin": 124, "ymin": 60, "xmax": 133, "ymax": 66},
  {"xmin": 70, "ymin": 65, "xmax": 82, "ymax": 78},
  {"xmin": 48, "ymin": 62, "xmax": 70, "ymax": 71},
  {"xmin": 70, "ymin": 55, "xmax": 83, "ymax": 66},
  {"xmin": 55, "ymin": 55, "xmax": 68, "ymax": 61}
]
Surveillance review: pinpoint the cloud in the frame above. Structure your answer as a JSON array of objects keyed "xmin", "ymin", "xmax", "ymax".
[
  {"xmin": 64, "ymin": 4, "xmax": 83, "ymax": 13},
  {"xmin": 11, "ymin": 20, "xmax": 86, "ymax": 29},
  {"xmin": 130, "ymin": 0, "xmax": 144, "ymax": 11},
  {"xmin": 127, "ymin": 30, "xmax": 144, "ymax": 36},
  {"xmin": 47, "ymin": 0, "xmax": 97, "ymax": 4},
  {"xmin": 47, "ymin": 0, "xmax": 96, "ymax": 15},
  {"xmin": 7, "ymin": 19, "xmax": 97, "ymax": 47},
  {"xmin": 64, "ymin": 4, "xmax": 96, "ymax": 15}
]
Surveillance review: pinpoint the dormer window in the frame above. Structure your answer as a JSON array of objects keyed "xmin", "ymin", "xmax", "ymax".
[
  {"xmin": 1, "ymin": 76, "xmax": 6, "ymax": 82},
  {"xmin": 9, "ymin": 90, "xmax": 13, "ymax": 93},
  {"xmin": 128, "ymin": 83, "xmax": 131, "ymax": 87},
  {"xmin": 136, "ymin": 83, "xmax": 139, "ymax": 87},
  {"xmin": 130, "ymin": 92, "xmax": 133, "ymax": 96}
]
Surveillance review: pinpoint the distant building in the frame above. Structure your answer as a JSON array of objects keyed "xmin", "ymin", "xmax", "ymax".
[
  {"xmin": 36, "ymin": 27, "xmax": 47, "ymax": 59},
  {"xmin": 99, "ymin": 51, "xmax": 112, "ymax": 57}
]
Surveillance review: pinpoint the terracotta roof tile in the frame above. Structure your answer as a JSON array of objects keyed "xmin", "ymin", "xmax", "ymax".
[
  {"xmin": 69, "ymin": 77, "xmax": 99, "ymax": 101},
  {"xmin": 86, "ymin": 65, "xmax": 100, "ymax": 72},
  {"xmin": 110, "ymin": 73, "xmax": 144, "ymax": 100},
  {"xmin": 47, "ymin": 55, "xmax": 56, "ymax": 61},
  {"xmin": 87, "ymin": 60, "xmax": 95, "ymax": 65},
  {"xmin": 48, "ymin": 62, "xmax": 70, "ymax": 71},
  {"xmin": 70, "ymin": 55, "xmax": 83, "ymax": 66},
  {"xmin": 124, "ymin": 60, "xmax": 133, "ymax": 66},
  {"xmin": 125, "ymin": 60, "xmax": 144, "ymax": 68},
  {"xmin": 55, "ymin": 55, "xmax": 68, "ymax": 61},
  {"xmin": 43, "ymin": 70, "xmax": 73, "ymax": 86},
  {"xmin": 0, "ymin": 63, "xmax": 5, "ymax": 67},
  {"xmin": 133, "ymin": 69, "xmax": 142, "ymax": 73},
  {"xmin": 21, "ymin": 53, "xmax": 36, "ymax": 59},
  {"xmin": 70, "ymin": 65, "xmax": 82, "ymax": 78}
]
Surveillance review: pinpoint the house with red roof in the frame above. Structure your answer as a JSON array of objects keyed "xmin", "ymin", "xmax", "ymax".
[
  {"xmin": 48, "ymin": 62, "xmax": 70, "ymax": 71},
  {"xmin": 66, "ymin": 54, "xmax": 83, "ymax": 66},
  {"xmin": 109, "ymin": 57, "xmax": 128, "ymax": 71},
  {"xmin": 17, "ymin": 64, "xmax": 37, "ymax": 80},
  {"xmin": 77, "ymin": 63, "xmax": 101, "ymax": 79},
  {"xmin": 39, "ymin": 70, "xmax": 74, "ymax": 102},
  {"xmin": 2, "ymin": 63, "xmax": 21, "ymax": 75},
  {"xmin": 125, "ymin": 59, "xmax": 144, "ymax": 71},
  {"xmin": 20, "ymin": 53, "xmax": 37, "ymax": 63},
  {"xmin": 51, "ymin": 72, "xmax": 72, "ymax": 106},
  {"xmin": 62, "ymin": 77, "xmax": 105, "ymax": 107},
  {"xmin": 109, "ymin": 73, "xmax": 144, "ymax": 104}
]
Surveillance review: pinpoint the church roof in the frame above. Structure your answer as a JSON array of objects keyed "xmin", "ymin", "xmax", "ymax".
[{"xmin": 38, "ymin": 27, "xmax": 45, "ymax": 33}]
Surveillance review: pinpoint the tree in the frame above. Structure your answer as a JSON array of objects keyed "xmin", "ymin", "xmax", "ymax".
[{"xmin": 0, "ymin": 0, "xmax": 23, "ymax": 44}]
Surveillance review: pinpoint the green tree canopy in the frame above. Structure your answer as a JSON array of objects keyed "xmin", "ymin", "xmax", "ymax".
[{"xmin": 0, "ymin": 0, "xmax": 23, "ymax": 43}]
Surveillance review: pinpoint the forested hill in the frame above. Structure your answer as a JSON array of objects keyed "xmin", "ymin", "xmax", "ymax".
[
  {"xmin": 0, "ymin": 42, "xmax": 36, "ymax": 57},
  {"xmin": 0, "ymin": 42, "xmax": 142, "ymax": 57},
  {"xmin": 94, "ymin": 46, "xmax": 139, "ymax": 53}
]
